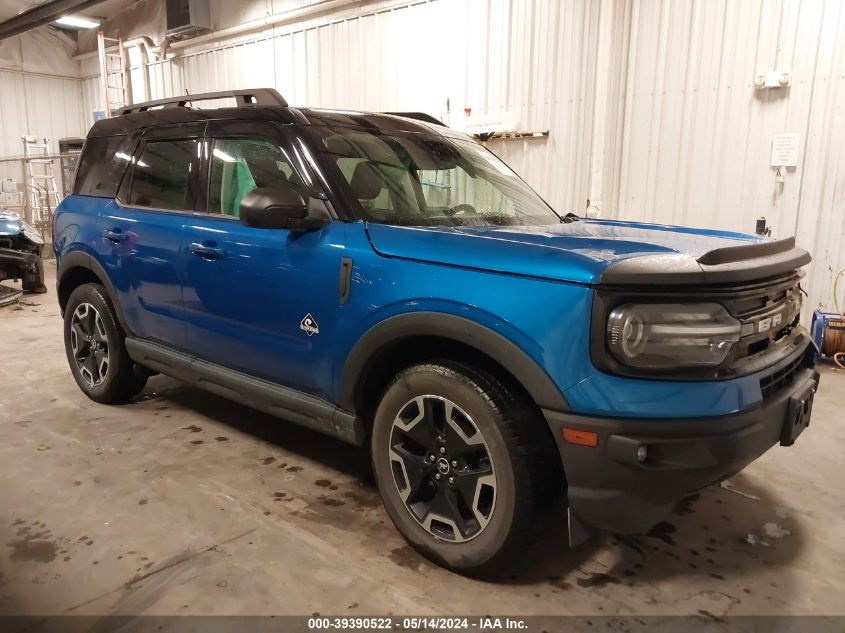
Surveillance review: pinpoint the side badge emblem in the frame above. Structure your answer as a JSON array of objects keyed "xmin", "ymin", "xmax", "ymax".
[{"xmin": 300, "ymin": 313, "xmax": 319, "ymax": 336}]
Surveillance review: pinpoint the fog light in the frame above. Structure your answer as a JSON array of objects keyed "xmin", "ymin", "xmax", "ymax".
[{"xmin": 636, "ymin": 445, "xmax": 648, "ymax": 463}]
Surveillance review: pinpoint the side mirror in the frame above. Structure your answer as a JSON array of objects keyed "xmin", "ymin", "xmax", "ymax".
[{"xmin": 239, "ymin": 185, "xmax": 328, "ymax": 231}]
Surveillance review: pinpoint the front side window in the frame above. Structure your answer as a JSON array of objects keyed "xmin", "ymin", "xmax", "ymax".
[
  {"xmin": 208, "ymin": 137, "xmax": 303, "ymax": 216},
  {"xmin": 309, "ymin": 127, "xmax": 560, "ymax": 227},
  {"xmin": 128, "ymin": 139, "xmax": 197, "ymax": 210}
]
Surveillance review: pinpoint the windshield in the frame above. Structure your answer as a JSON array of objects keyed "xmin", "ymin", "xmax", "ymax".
[{"xmin": 308, "ymin": 126, "xmax": 561, "ymax": 227}]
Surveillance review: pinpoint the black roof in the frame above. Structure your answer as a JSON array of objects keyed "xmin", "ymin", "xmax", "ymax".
[
  {"xmin": 87, "ymin": 104, "xmax": 459, "ymax": 140},
  {"xmin": 88, "ymin": 105, "xmax": 295, "ymax": 137}
]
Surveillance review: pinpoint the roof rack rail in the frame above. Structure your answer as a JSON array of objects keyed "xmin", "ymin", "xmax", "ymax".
[
  {"xmin": 384, "ymin": 112, "xmax": 447, "ymax": 127},
  {"xmin": 118, "ymin": 89, "xmax": 288, "ymax": 115}
]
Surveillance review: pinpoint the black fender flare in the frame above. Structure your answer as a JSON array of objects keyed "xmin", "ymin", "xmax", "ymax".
[
  {"xmin": 57, "ymin": 251, "xmax": 133, "ymax": 336},
  {"xmin": 339, "ymin": 311, "xmax": 569, "ymax": 413}
]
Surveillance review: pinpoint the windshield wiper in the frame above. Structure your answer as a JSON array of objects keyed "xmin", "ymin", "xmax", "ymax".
[{"xmin": 562, "ymin": 212, "xmax": 580, "ymax": 224}]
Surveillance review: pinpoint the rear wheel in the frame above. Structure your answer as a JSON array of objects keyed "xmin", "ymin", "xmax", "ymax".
[
  {"xmin": 63, "ymin": 283, "xmax": 147, "ymax": 403},
  {"xmin": 371, "ymin": 361, "xmax": 562, "ymax": 574}
]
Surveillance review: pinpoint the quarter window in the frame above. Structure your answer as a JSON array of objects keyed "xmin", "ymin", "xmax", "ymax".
[
  {"xmin": 74, "ymin": 135, "xmax": 130, "ymax": 197},
  {"xmin": 208, "ymin": 137, "xmax": 302, "ymax": 216},
  {"xmin": 128, "ymin": 139, "xmax": 197, "ymax": 210}
]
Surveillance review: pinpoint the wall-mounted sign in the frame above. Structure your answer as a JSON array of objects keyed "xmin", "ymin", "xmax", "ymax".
[{"xmin": 771, "ymin": 133, "xmax": 800, "ymax": 167}]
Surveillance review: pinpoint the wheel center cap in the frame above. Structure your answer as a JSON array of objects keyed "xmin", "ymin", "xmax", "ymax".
[{"xmin": 436, "ymin": 457, "xmax": 450, "ymax": 475}]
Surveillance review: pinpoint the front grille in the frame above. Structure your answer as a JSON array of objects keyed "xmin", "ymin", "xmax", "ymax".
[
  {"xmin": 759, "ymin": 354, "xmax": 804, "ymax": 398},
  {"xmin": 720, "ymin": 274, "xmax": 803, "ymax": 365},
  {"xmin": 593, "ymin": 270, "xmax": 808, "ymax": 380}
]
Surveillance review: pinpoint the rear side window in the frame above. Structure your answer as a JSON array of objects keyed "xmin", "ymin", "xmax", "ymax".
[
  {"xmin": 128, "ymin": 139, "xmax": 197, "ymax": 210},
  {"xmin": 73, "ymin": 136, "xmax": 130, "ymax": 197}
]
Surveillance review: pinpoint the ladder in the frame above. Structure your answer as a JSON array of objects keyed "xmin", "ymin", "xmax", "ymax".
[
  {"xmin": 22, "ymin": 135, "xmax": 60, "ymax": 228},
  {"xmin": 97, "ymin": 32, "xmax": 129, "ymax": 116}
]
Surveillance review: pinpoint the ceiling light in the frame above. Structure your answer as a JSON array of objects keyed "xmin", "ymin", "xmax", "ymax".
[
  {"xmin": 55, "ymin": 15, "xmax": 101, "ymax": 29},
  {"xmin": 213, "ymin": 148, "xmax": 238, "ymax": 163}
]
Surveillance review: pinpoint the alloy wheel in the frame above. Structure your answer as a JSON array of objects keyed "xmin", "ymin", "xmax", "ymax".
[
  {"xmin": 70, "ymin": 302, "xmax": 110, "ymax": 387},
  {"xmin": 388, "ymin": 395, "xmax": 497, "ymax": 542}
]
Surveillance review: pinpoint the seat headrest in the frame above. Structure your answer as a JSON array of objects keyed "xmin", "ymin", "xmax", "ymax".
[
  {"xmin": 350, "ymin": 162, "xmax": 383, "ymax": 200},
  {"xmin": 248, "ymin": 155, "xmax": 288, "ymax": 188}
]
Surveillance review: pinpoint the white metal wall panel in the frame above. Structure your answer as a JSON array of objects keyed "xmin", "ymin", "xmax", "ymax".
[
  {"xmin": 127, "ymin": 0, "xmax": 600, "ymax": 215},
  {"xmin": 0, "ymin": 71, "xmax": 27, "ymax": 151},
  {"xmin": 80, "ymin": 74, "xmax": 100, "ymax": 125},
  {"xmin": 0, "ymin": 29, "xmax": 84, "ymax": 180},
  {"xmin": 609, "ymin": 0, "xmax": 845, "ymax": 314},
  {"xmin": 791, "ymin": 0, "xmax": 845, "ymax": 315},
  {"xmin": 0, "ymin": 69, "xmax": 84, "ymax": 182},
  {"xmin": 211, "ymin": 0, "xmax": 327, "ymax": 29}
]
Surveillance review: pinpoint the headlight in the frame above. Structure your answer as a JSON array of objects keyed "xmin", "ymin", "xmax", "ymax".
[
  {"xmin": 21, "ymin": 220, "xmax": 44, "ymax": 245},
  {"xmin": 607, "ymin": 303, "xmax": 741, "ymax": 369}
]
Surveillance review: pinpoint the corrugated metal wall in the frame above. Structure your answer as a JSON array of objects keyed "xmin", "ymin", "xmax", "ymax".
[
  {"xmin": 606, "ymin": 0, "xmax": 845, "ymax": 314},
  {"xmin": 0, "ymin": 29, "xmax": 86, "ymax": 183},
  {"xmin": 81, "ymin": 0, "xmax": 601, "ymax": 217},
  {"xmin": 0, "ymin": 69, "xmax": 84, "ymax": 182},
  {"xmin": 71, "ymin": 0, "xmax": 845, "ymax": 314}
]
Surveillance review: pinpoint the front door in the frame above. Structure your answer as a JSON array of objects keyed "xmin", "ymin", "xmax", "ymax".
[{"xmin": 181, "ymin": 122, "xmax": 347, "ymax": 399}]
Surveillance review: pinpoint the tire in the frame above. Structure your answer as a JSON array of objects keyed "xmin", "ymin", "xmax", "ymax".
[
  {"xmin": 63, "ymin": 283, "xmax": 147, "ymax": 403},
  {"xmin": 22, "ymin": 256, "xmax": 46, "ymax": 293},
  {"xmin": 371, "ymin": 361, "xmax": 563, "ymax": 575}
]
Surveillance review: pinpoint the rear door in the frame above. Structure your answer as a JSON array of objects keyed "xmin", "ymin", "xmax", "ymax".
[
  {"xmin": 180, "ymin": 121, "xmax": 347, "ymax": 397},
  {"xmin": 95, "ymin": 122, "xmax": 205, "ymax": 350}
]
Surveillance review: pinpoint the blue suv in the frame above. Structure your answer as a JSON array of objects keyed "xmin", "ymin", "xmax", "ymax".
[{"xmin": 54, "ymin": 89, "xmax": 819, "ymax": 574}]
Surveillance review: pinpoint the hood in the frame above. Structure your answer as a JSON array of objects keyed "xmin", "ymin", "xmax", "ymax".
[
  {"xmin": 0, "ymin": 210, "xmax": 22, "ymax": 237},
  {"xmin": 0, "ymin": 210, "xmax": 44, "ymax": 245},
  {"xmin": 365, "ymin": 219, "xmax": 763, "ymax": 285}
]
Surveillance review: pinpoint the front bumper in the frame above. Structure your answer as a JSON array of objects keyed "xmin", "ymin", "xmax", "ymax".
[
  {"xmin": 544, "ymin": 352, "xmax": 819, "ymax": 545},
  {"xmin": 0, "ymin": 246, "xmax": 39, "ymax": 268}
]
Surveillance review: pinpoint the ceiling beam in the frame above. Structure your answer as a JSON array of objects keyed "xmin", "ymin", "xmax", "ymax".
[{"xmin": 0, "ymin": 0, "xmax": 108, "ymax": 41}]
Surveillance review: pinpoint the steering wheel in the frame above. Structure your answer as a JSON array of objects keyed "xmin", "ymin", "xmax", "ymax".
[{"xmin": 447, "ymin": 203, "xmax": 478, "ymax": 217}]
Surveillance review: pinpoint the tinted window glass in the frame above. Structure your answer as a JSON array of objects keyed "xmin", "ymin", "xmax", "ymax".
[
  {"xmin": 74, "ymin": 136, "xmax": 130, "ymax": 197},
  {"xmin": 128, "ymin": 139, "xmax": 197, "ymax": 210},
  {"xmin": 208, "ymin": 137, "xmax": 302, "ymax": 216}
]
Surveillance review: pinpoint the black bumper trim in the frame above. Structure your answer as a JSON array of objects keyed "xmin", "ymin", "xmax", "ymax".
[
  {"xmin": 544, "ymin": 365, "xmax": 820, "ymax": 542},
  {"xmin": 0, "ymin": 247, "xmax": 38, "ymax": 267}
]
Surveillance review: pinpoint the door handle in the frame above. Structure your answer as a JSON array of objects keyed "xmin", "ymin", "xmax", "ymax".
[
  {"xmin": 190, "ymin": 242, "xmax": 225, "ymax": 259},
  {"xmin": 102, "ymin": 228, "xmax": 126, "ymax": 243}
]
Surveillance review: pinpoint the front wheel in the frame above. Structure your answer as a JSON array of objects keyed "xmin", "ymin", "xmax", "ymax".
[
  {"xmin": 371, "ymin": 361, "xmax": 562, "ymax": 574},
  {"xmin": 21, "ymin": 256, "xmax": 46, "ymax": 293}
]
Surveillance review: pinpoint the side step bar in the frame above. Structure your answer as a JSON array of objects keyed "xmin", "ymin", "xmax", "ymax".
[{"xmin": 125, "ymin": 338, "xmax": 365, "ymax": 446}]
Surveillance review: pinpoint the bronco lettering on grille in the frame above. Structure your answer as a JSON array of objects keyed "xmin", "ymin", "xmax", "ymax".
[
  {"xmin": 758, "ymin": 313, "xmax": 783, "ymax": 334},
  {"xmin": 751, "ymin": 294, "xmax": 800, "ymax": 337}
]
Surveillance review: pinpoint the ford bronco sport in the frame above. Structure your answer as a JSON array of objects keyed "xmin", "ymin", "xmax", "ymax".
[{"xmin": 54, "ymin": 89, "xmax": 819, "ymax": 574}]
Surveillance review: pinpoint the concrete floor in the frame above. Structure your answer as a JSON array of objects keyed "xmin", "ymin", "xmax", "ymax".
[{"xmin": 1, "ymin": 261, "xmax": 844, "ymax": 618}]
